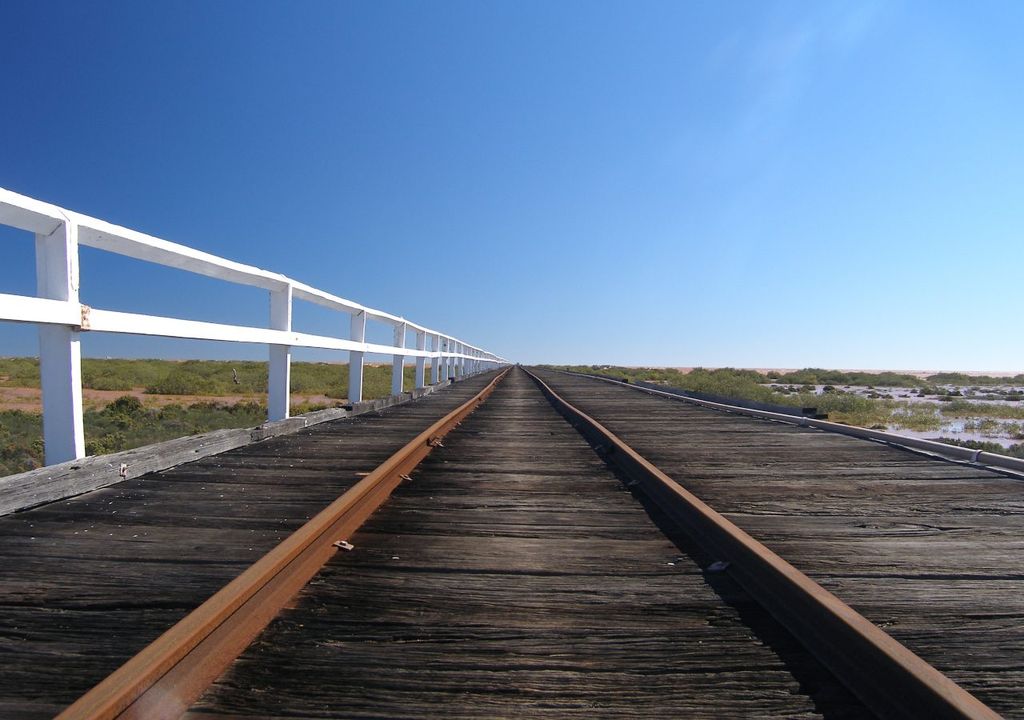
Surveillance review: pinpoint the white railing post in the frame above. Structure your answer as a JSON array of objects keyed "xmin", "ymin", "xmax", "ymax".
[
  {"xmin": 267, "ymin": 283, "xmax": 292, "ymax": 421},
  {"xmin": 414, "ymin": 330, "xmax": 426, "ymax": 389},
  {"xmin": 438, "ymin": 337, "xmax": 445, "ymax": 381},
  {"xmin": 0, "ymin": 191, "xmax": 512, "ymax": 468},
  {"xmin": 348, "ymin": 311, "xmax": 366, "ymax": 402},
  {"xmin": 430, "ymin": 333, "xmax": 440, "ymax": 385},
  {"xmin": 35, "ymin": 218, "xmax": 85, "ymax": 464},
  {"xmin": 391, "ymin": 322, "xmax": 407, "ymax": 396}
]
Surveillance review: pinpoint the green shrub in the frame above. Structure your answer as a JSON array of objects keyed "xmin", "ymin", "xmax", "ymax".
[
  {"xmin": 936, "ymin": 437, "xmax": 1024, "ymax": 459},
  {"xmin": 928, "ymin": 373, "xmax": 1024, "ymax": 386},
  {"xmin": 146, "ymin": 369, "xmax": 220, "ymax": 395},
  {"xmin": 0, "ymin": 410, "xmax": 45, "ymax": 474},
  {"xmin": 0, "ymin": 358, "xmax": 461, "ymax": 476},
  {"xmin": 774, "ymin": 368, "xmax": 923, "ymax": 387},
  {"xmin": 0, "ymin": 358, "xmax": 42, "ymax": 388}
]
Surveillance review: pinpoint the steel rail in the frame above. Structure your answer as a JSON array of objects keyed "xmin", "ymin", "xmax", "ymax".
[
  {"xmin": 57, "ymin": 367, "xmax": 511, "ymax": 720},
  {"xmin": 524, "ymin": 368, "xmax": 1001, "ymax": 720}
]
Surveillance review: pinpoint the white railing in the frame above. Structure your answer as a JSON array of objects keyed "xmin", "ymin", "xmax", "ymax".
[{"xmin": 0, "ymin": 188, "xmax": 509, "ymax": 466}]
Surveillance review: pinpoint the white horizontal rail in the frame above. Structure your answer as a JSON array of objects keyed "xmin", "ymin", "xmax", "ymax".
[
  {"xmin": 3, "ymin": 303, "xmax": 488, "ymax": 361},
  {"xmin": 86, "ymin": 310, "xmax": 481, "ymax": 358},
  {"xmin": 0, "ymin": 188, "xmax": 496, "ymax": 351},
  {"xmin": 0, "ymin": 188, "xmax": 508, "ymax": 466},
  {"xmin": 0, "ymin": 294, "xmax": 82, "ymax": 326}
]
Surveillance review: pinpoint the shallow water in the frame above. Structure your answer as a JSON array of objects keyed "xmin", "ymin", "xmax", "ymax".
[
  {"xmin": 768, "ymin": 383, "xmax": 1024, "ymax": 406},
  {"xmin": 883, "ymin": 424, "xmax": 1018, "ymax": 449},
  {"xmin": 764, "ymin": 383, "xmax": 1023, "ymax": 449}
]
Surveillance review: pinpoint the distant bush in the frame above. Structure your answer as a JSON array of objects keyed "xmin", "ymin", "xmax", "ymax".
[
  {"xmin": 85, "ymin": 375, "xmax": 134, "ymax": 391},
  {"xmin": 927, "ymin": 372, "xmax": 1024, "ymax": 386},
  {"xmin": 677, "ymin": 368, "xmax": 774, "ymax": 404},
  {"xmin": 82, "ymin": 395, "xmax": 267, "ymax": 459},
  {"xmin": 1, "ymin": 357, "xmax": 441, "ymax": 401},
  {"xmin": 292, "ymin": 362, "xmax": 348, "ymax": 395},
  {"xmin": 774, "ymin": 368, "xmax": 923, "ymax": 387},
  {"xmin": 0, "ymin": 358, "xmax": 435, "ymax": 476},
  {"xmin": 556, "ymin": 365, "xmax": 778, "ymax": 404},
  {"xmin": 0, "ymin": 410, "xmax": 44, "ymax": 475},
  {"xmin": 0, "ymin": 357, "xmax": 42, "ymax": 388},
  {"xmin": 101, "ymin": 395, "xmax": 146, "ymax": 429},
  {"xmin": 86, "ymin": 431, "xmax": 126, "ymax": 456},
  {"xmin": 936, "ymin": 437, "xmax": 1024, "ymax": 459},
  {"xmin": 146, "ymin": 369, "xmax": 220, "ymax": 395}
]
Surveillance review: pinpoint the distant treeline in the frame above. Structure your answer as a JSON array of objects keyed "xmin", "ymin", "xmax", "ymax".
[{"xmin": 0, "ymin": 358, "xmax": 428, "ymax": 398}]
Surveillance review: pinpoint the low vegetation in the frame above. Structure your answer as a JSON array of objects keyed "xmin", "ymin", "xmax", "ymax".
[
  {"xmin": 0, "ymin": 410, "xmax": 41, "ymax": 476},
  {"xmin": 549, "ymin": 365, "xmax": 1024, "ymax": 436},
  {"xmin": 928, "ymin": 372, "xmax": 1024, "ymax": 386},
  {"xmin": 1, "ymin": 397, "xmax": 268, "ymax": 476},
  {"xmin": 769, "ymin": 368, "xmax": 926, "ymax": 387},
  {"xmin": 4, "ymin": 358, "xmax": 1022, "ymax": 476},
  {"xmin": 0, "ymin": 358, "xmax": 436, "ymax": 476},
  {"xmin": 0, "ymin": 357, "xmax": 425, "ymax": 399},
  {"xmin": 551, "ymin": 365, "xmax": 886, "ymax": 426},
  {"xmin": 936, "ymin": 437, "xmax": 1024, "ymax": 460}
]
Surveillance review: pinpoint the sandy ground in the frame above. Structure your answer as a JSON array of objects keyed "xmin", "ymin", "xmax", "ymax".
[{"xmin": 0, "ymin": 386, "xmax": 338, "ymax": 413}]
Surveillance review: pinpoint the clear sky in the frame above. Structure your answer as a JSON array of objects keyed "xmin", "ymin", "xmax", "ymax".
[{"xmin": 1, "ymin": 1, "xmax": 1022, "ymax": 370}]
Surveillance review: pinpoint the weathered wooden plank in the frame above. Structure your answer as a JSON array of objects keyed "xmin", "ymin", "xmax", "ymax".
[
  {"xmin": 532, "ymin": 368, "xmax": 1024, "ymax": 718},
  {"xmin": 192, "ymin": 369, "xmax": 866, "ymax": 718},
  {"xmin": 0, "ymin": 373, "xmax": 497, "ymax": 718}
]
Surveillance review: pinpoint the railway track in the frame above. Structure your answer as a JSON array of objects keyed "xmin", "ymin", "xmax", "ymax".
[
  {"xmin": 531, "ymin": 367, "xmax": 1024, "ymax": 716},
  {"xmin": 0, "ymin": 372, "xmax": 500, "ymax": 719},
  {"xmin": 44, "ymin": 367, "xmax": 1003, "ymax": 719}
]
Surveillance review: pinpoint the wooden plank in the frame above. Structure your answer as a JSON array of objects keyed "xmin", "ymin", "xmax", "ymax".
[
  {"xmin": 191, "ymin": 369, "xmax": 866, "ymax": 718},
  {"xmin": 0, "ymin": 373, "xmax": 498, "ymax": 719},
  {"xmin": 531, "ymin": 369, "xmax": 1024, "ymax": 718}
]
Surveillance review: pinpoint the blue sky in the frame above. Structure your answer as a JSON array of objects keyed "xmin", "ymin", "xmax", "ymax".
[{"xmin": 1, "ymin": 1, "xmax": 1022, "ymax": 370}]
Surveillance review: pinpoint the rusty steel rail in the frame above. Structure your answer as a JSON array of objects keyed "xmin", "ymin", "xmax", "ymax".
[
  {"xmin": 57, "ymin": 367, "xmax": 511, "ymax": 720},
  {"xmin": 524, "ymin": 368, "xmax": 1000, "ymax": 720}
]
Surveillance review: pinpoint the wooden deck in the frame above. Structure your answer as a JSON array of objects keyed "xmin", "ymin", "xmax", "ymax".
[
  {"xmin": 4, "ymin": 366, "xmax": 1022, "ymax": 717},
  {"xmin": 530, "ymin": 369, "xmax": 1024, "ymax": 717},
  {"xmin": 189, "ymin": 368, "xmax": 866, "ymax": 718},
  {"xmin": 0, "ymin": 373, "xmax": 497, "ymax": 720}
]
